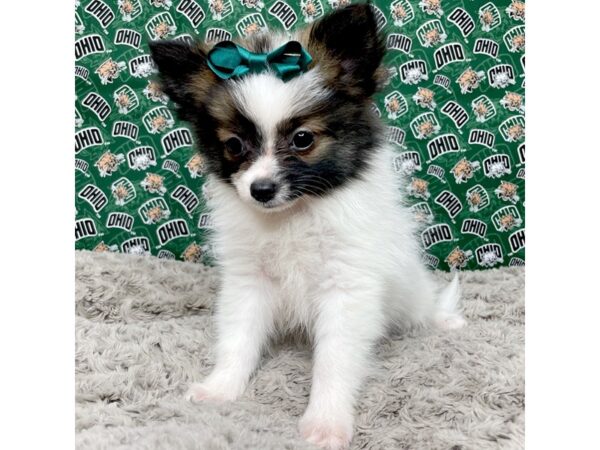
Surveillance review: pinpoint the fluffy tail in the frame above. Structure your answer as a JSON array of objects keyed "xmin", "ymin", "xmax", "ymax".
[{"xmin": 434, "ymin": 274, "xmax": 466, "ymax": 330}]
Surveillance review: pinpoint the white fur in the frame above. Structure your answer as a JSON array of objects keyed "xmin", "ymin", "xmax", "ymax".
[{"xmin": 186, "ymin": 139, "xmax": 465, "ymax": 449}]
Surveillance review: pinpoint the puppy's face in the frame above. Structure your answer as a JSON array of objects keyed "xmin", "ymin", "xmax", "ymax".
[{"xmin": 150, "ymin": 4, "xmax": 386, "ymax": 211}]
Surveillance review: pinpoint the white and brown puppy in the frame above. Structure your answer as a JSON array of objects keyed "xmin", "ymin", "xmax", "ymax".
[{"xmin": 150, "ymin": 4, "xmax": 464, "ymax": 449}]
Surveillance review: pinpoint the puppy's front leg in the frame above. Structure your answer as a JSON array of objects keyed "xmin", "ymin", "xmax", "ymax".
[
  {"xmin": 186, "ymin": 274, "xmax": 273, "ymax": 402},
  {"xmin": 299, "ymin": 285, "xmax": 384, "ymax": 450}
]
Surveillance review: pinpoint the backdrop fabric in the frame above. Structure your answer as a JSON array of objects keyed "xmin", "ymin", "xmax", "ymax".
[{"xmin": 75, "ymin": 0, "xmax": 525, "ymax": 271}]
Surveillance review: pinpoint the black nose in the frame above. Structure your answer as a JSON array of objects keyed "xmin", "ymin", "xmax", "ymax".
[{"xmin": 250, "ymin": 179, "xmax": 278, "ymax": 203}]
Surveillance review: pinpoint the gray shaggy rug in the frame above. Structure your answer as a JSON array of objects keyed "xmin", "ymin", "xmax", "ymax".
[{"xmin": 75, "ymin": 250, "xmax": 524, "ymax": 450}]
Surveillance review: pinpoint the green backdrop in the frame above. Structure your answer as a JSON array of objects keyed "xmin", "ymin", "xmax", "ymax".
[{"xmin": 75, "ymin": 0, "xmax": 525, "ymax": 271}]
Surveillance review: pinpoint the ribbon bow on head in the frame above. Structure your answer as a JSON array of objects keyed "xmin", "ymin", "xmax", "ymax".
[{"xmin": 206, "ymin": 40, "xmax": 313, "ymax": 82}]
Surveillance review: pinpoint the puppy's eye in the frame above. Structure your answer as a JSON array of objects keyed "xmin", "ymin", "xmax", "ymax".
[
  {"xmin": 224, "ymin": 137, "xmax": 244, "ymax": 157},
  {"xmin": 291, "ymin": 131, "xmax": 314, "ymax": 151}
]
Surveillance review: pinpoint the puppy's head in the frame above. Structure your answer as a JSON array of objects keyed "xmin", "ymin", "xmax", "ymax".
[{"xmin": 150, "ymin": 3, "xmax": 386, "ymax": 212}]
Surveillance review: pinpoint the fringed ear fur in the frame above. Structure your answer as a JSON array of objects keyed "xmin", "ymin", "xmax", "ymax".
[
  {"xmin": 306, "ymin": 3, "xmax": 386, "ymax": 98},
  {"xmin": 149, "ymin": 40, "xmax": 216, "ymax": 118}
]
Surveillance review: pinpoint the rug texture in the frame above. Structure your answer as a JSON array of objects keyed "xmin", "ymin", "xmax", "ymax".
[{"xmin": 75, "ymin": 251, "xmax": 524, "ymax": 450}]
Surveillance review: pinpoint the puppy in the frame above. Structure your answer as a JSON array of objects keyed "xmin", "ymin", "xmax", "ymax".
[{"xmin": 150, "ymin": 4, "xmax": 464, "ymax": 449}]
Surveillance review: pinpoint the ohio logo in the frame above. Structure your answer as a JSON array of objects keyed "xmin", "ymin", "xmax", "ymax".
[
  {"xmin": 476, "ymin": 243, "xmax": 504, "ymax": 267},
  {"xmin": 146, "ymin": 13, "xmax": 177, "ymax": 40},
  {"xmin": 390, "ymin": 0, "xmax": 414, "ymax": 27},
  {"xmin": 483, "ymin": 153, "xmax": 512, "ymax": 178},
  {"xmin": 157, "ymin": 219, "xmax": 191, "ymax": 245},
  {"xmin": 117, "ymin": 0, "xmax": 142, "ymax": 22},
  {"xmin": 498, "ymin": 115, "xmax": 525, "ymax": 143},
  {"xmin": 82, "ymin": 92, "xmax": 111, "ymax": 122},
  {"xmin": 171, "ymin": 185, "xmax": 200, "ymax": 214},
  {"xmin": 399, "ymin": 60, "xmax": 428, "ymax": 85},
  {"xmin": 174, "ymin": 34, "xmax": 195, "ymax": 44},
  {"xmin": 163, "ymin": 159, "xmax": 181, "ymax": 176},
  {"xmin": 473, "ymin": 38, "xmax": 499, "ymax": 59},
  {"xmin": 421, "ymin": 224, "xmax": 453, "ymax": 249},
  {"xmin": 129, "ymin": 54, "xmax": 157, "ymax": 78},
  {"xmin": 448, "ymin": 8, "xmax": 475, "ymax": 39},
  {"xmin": 239, "ymin": 0, "xmax": 265, "ymax": 11},
  {"xmin": 85, "ymin": 0, "xmax": 115, "ymax": 29},
  {"xmin": 75, "ymin": 218, "xmax": 98, "ymax": 241},
  {"xmin": 427, "ymin": 164, "xmax": 445, "ymax": 181},
  {"xmin": 127, "ymin": 146, "xmax": 157, "ymax": 170},
  {"xmin": 384, "ymin": 91, "xmax": 408, "ymax": 120},
  {"xmin": 198, "ymin": 213, "xmax": 214, "ymax": 229},
  {"xmin": 466, "ymin": 184, "xmax": 490, "ymax": 212},
  {"xmin": 143, "ymin": 107, "xmax": 175, "ymax": 134},
  {"xmin": 75, "ymin": 34, "xmax": 105, "ymax": 61},
  {"xmin": 112, "ymin": 121, "xmax": 139, "ymax": 142},
  {"xmin": 114, "ymin": 29, "xmax": 142, "ymax": 49},
  {"xmin": 427, "ymin": 133, "xmax": 460, "ymax": 161},
  {"xmin": 111, "ymin": 177, "xmax": 136, "ymax": 205},
  {"xmin": 411, "ymin": 112, "xmax": 441, "ymax": 140},
  {"xmin": 75, "ymin": 66, "xmax": 90, "ymax": 82},
  {"xmin": 300, "ymin": 0, "xmax": 324, "ymax": 23},
  {"xmin": 435, "ymin": 190, "xmax": 463, "ymax": 220},
  {"xmin": 441, "ymin": 101, "xmax": 469, "ymax": 130},
  {"xmin": 161, "ymin": 127, "xmax": 193, "ymax": 156},
  {"xmin": 492, "ymin": 205, "xmax": 523, "ymax": 232},
  {"xmin": 387, "ymin": 34, "xmax": 412, "ymax": 55},
  {"xmin": 75, "ymin": 127, "xmax": 103, "ymax": 153},
  {"xmin": 371, "ymin": 4, "xmax": 387, "ymax": 31},
  {"xmin": 416, "ymin": 20, "xmax": 447, "ymax": 48},
  {"xmin": 518, "ymin": 143, "xmax": 525, "ymax": 164},
  {"xmin": 121, "ymin": 237, "xmax": 151, "ymax": 255},
  {"xmin": 209, "ymin": 0, "xmax": 234, "ymax": 21},
  {"xmin": 504, "ymin": 25, "xmax": 525, "ymax": 53},
  {"xmin": 461, "ymin": 219, "xmax": 487, "ymax": 238},
  {"xmin": 471, "ymin": 95, "xmax": 496, "ymax": 122},
  {"xmin": 433, "ymin": 74, "xmax": 450, "ymax": 90},
  {"xmin": 138, "ymin": 198, "xmax": 171, "ymax": 225},
  {"xmin": 509, "ymin": 257, "xmax": 525, "ymax": 267},
  {"xmin": 236, "ymin": 13, "xmax": 268, "ymax": 36},
  {"xmin": 176, "ymin": 0, "xmax": 206, "ymax": 28},
  {"xmin": 393, "ymin": 151, "xmax": 422, "ymax": 176},
  {"xmin": 75, "ymin": 12, "xmax": 85, "ymax": 35},
  {"xmin": 508, "ymin": 229, "xmax": 525, "ymax": 254},
  {"xmin": 488, "ymin": 64, "xmax": 516, "ymax": 89},
  {"xmin": 387, "ymin": 126, "xmax": 406, "ymax": 147},
  {"xmin": 423, "ymin": 253, "xmax": 440, "ymax": 270},
  {"xmin": 479, "ymin": 2, "xmax": 501, "ymax": 32},
  {"xmin": 468, "ymin": 129, "xmax": 495, "ymax": 149},
  {"xmin": 78, "ymin": 184, "xmax": 108, "ymax": 213},
  {"xmin": 113, "ymin": 85, "xmax": 140, "ymax": 114},
  {"xmin": 268, "ymin": 1, "xmax": 298, "ymax": 30},
  {"xmin": 106, "ymin": 212, "xmax": 134, "ymax": 231},
  {"xmin": 157, "ymin": 249, "xmax": 176, "ymax": 260},
  {"xmin": 205, "ymin": 28, "xmax": 232, "ymax": 44},
  {"xmin": 411, "ymin": 202, "xmax": 434, "ymax": 224},
  {"xmin": 434, "ymin": 43, "xmax": 466, "ymax": 70},
  {"xmin": 75, "ymin": 159, "xmax": 90, "ymax": 176}
]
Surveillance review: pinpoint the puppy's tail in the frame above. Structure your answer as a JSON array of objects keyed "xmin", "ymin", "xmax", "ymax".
[{"xmin": 434, "ymin": 274, "xmax": 466, "ymax": 330}]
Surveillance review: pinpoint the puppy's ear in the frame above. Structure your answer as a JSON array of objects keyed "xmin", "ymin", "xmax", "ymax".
[
  {"xmin": 149, "ymin": 40, "xmax": 216, "ymax": 116},
  {"xmin": 307, "ymin": 3, "xmax": 386, "ymax": 97}
]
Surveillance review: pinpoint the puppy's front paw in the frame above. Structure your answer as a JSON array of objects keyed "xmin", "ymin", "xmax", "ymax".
[
  {"xmin": 299, "ymin": 415, "xmax": 352, "ymax": 450},
  {"xmin": 184, "ymin": 381, "xmax": 239, "ymax": 403}
]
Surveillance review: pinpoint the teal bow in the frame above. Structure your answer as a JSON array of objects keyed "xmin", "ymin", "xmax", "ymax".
[{"xmin": 206, "ymin": 40, "xmax": 313, "ymax": 81}]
